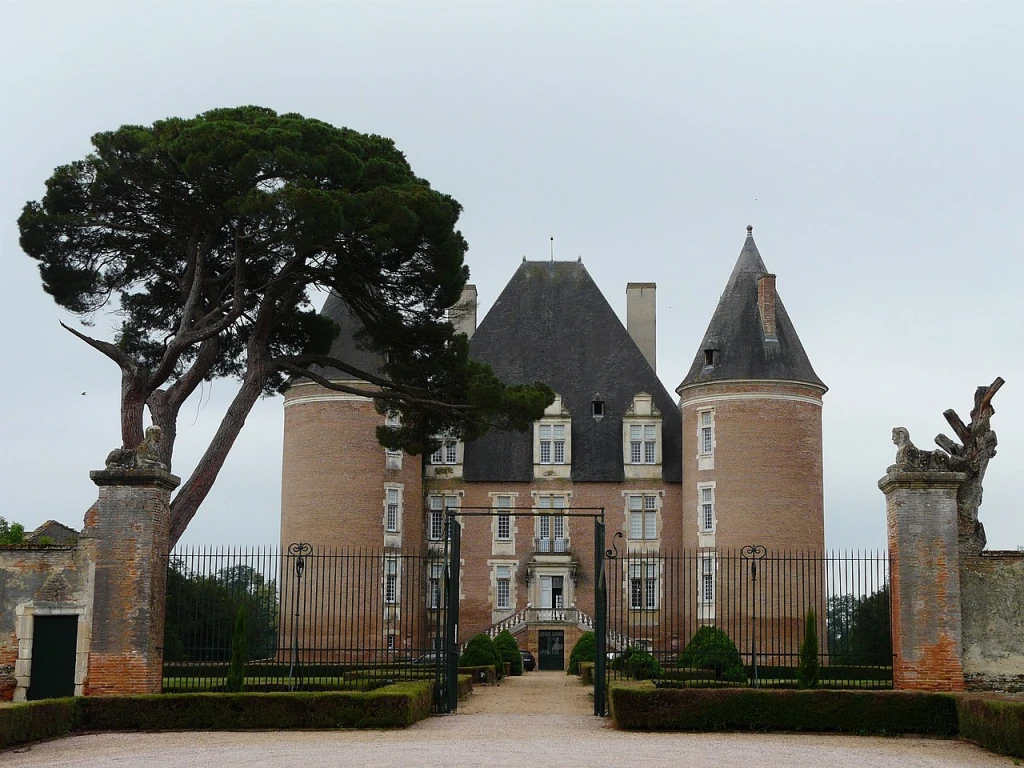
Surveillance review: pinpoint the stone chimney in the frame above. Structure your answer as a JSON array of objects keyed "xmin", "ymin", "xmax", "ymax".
[
  {"xmin": 449, "ymin": 284, "xmax": 477, "ymax": 339},
  {"xmin": 757, "ymin": 274, "xmax": 777, "ymax": 340},
  {"xmin": 626, "ymin": 282, "xmax": 657, "ymax": 372}
]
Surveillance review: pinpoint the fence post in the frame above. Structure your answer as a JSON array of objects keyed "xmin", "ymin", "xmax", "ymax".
[
  {"xmin": 444, "ymin": 519, "xmax": 461, "ymax": 713},
  {"xmin": 594, "ymin": 518, "xmax": 606, "ymax": 716}
]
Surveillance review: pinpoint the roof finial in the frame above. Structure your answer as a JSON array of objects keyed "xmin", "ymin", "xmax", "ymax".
[
  {"xmin": 746, "ymin": 224, "xmax": 753, "ymax": 236},
  {"xmin": 550, "ymin": 236, "xmax": 554, "ymax": 263}
]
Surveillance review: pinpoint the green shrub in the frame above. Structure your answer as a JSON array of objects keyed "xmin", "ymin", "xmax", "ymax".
[
  {"xmin": 0, "ymin": 682, "xmax": 436, "ymax": 748},
  {"xmin": 612, "ymin": 646, "xmax": 663, "ymax": 680},
  {"xmin": 679, "ymin": 627, "xmax": 746, "ymax": 683},
  {"xmin": 78, "ymin": 683, "xmax": 433, "ymax": 730},
  {"xmin": 798, "ymin": 608, "xmax": 819, "ymax": 689},
  {"xmin": 957, "ymin": 695, "xmax": 1024, "ymax": 758},
  {"xmin": 608, "ymin": 684, "xmax": 959, "ymax": 734},
  {"xmin": 0, "ymin": 699, "xmax": 80, "ymax": 750},
  {"xmin": 459, "ymin": 633, "xmax": 503, "ymax": 678},
  {"xmin": 494, "ymin": 630, "xmax": 524, "ymax": 676},
  {"xmin": 226, "ymin": 602, "xmax": 249, "ymax": 693},
  {"xmin": 568, "ymin": 631, "xmax": 596, "ymax": 675}
]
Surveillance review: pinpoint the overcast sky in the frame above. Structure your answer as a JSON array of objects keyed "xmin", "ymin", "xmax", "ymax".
[{"xmin": 1, "ymin": 1, "xmax": 1021, "ymax": 552}]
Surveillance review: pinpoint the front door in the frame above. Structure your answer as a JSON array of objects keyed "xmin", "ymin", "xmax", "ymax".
[
  {"xmin": 538, "ymin": 630, "xmax": 565, "ymax": 671},
  {"xmin": 27, "ymin": 615, "xmax": 77, "ymax": 700}
]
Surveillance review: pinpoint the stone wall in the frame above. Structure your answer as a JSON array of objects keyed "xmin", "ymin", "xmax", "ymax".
[
  {"xmin": 0, "ymin": 545, "xmax": 93, "ymax": 701},
  {"xmin": 0, "ymin": 464, "xmax": 178, "ymax": 700},
  {"xmin": 961, "ymin": 550, "xmax": 1024, "ymax": 692}
]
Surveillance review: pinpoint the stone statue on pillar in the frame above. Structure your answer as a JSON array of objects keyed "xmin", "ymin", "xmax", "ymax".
[{"xmin": 932, "ymin": 377, "xmax": 1003, "ymax": 555}]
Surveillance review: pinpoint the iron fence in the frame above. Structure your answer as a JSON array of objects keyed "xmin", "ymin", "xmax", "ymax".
[
  {"xmin": 603, "ymin": 546, "xmax": 892, "ymax": 688},
  {"xmin": 163, "ymin": 545, "xmax": 447, "ymax": 694}
]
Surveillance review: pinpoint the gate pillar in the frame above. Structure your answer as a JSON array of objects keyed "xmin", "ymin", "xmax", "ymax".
[
  {"xmin": 83, "ymin": 465, "xmax": 180, "ymax": 695},
  {"xmin": 879, "ymin": 469, "xmax": 966, "ymax": 691}
]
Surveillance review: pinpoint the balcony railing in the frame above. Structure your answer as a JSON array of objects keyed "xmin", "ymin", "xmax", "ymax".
[
  {"xmin": 525, "ymin": 607, "xmax": 578, "ymax": 623},
  {"xmin": 534, "ymin": 537, "xmax": 569, "ymax": 553}
]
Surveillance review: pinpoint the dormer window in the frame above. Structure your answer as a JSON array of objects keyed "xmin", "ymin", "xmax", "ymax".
[
  {"xmin": 704, "ymin": 349, "xmax": 717, "ymax": 367},
  {"xmin": 539, "ymin": 424, "xmax": 566, "ymax": 464},
  {"xmin": 534, "ymin": 394, "xmax": 572, "ymax": 478},
  {"xmin": 623, "ymin": 393, "xmax": 662, "ymax": 479},
  {"xmin": 425, "ymin": 433, "xmax": 464, "ymax": 478},
  {"xmin": 630, "ymin": 425, "xmax": 657, "ymax": 464},
  {"xmin": 592, "ymin": 398, "xmax": 605, "ymax": 419}
]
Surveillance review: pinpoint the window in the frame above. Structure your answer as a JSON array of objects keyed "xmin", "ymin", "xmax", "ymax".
[
  {"xmin": 385, "ymin": 449, "xmax": 402, "ymax": 470},
  {"xmin": 539, "ymin": 424, "xmax": 566, "ymax": 464},
  {"xmin": 429, "ymin": 438, "xmax": 459, "ymax": 465},
  {"xmin": 704, "ymin": 349, "xmax": 717, "ymax": 367},
  {"xmin": 628, "ymin": 495, "xmax": 658, "ymax": 540},
  {"xmin": 428, "ymin": 562, "xmax": 443, "ymax": 609},
  {"xmin": 699, "ymin": 410, "xmax": 714, "ymax": 455},
  {"xmin": 630, "ymin": 561, "xmax": 657, "ymax": 609},
  {"xmin": 385, "ymin": 487, "xmax": 400, "ymax": 532},
  {"xmin": 496, "ymin": 565, "xmax": 512, "ymax": 609},
  {"xmin": 385, "ymin": 414, "xmax": 402, "ymax": 469},
  {"xmin": 701, "ymin": 486, "xmax": 714, "ymax": 532},
  {"xmin": 385, "ymin": 558, "xmax": 399, "ymax": 603},
  {"xmin": 428, "ymin": 495, "xmax": 457, "ymax": 541},
  {"xmin": 537, "ymin": 496, "xmax": 567, "ymax": 552},
  {"xmin": 386, "ymin": 634, "xmax": 396, "ymax": 651},
  {"xmin": 701, "ymin": 557, "xmax": 715, "ymax": 603},
  {"xmin": 495, "ymin": 496, "xmax": 512, "ymax": 541},
  {"xmin": 592, "ymin": 399, "xmax": 604, "ymax": 418},
  {"xmin": 629, "ymin": 424, "xmax": 657, "ymax": 464}
]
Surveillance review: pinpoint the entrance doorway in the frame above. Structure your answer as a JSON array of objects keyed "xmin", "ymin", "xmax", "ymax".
[
  {"xmin": 538, "ymin": 630, "xmax": 565, "ymax": 671},
  {"xmin": 27, "ymin": 615, "xmax": 77, "ymax": 700}
]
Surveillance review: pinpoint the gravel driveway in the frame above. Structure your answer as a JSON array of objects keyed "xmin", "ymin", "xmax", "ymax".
[{"xmin": 2, "ymin": 673, "xmax": 1011, "ymax": 767}]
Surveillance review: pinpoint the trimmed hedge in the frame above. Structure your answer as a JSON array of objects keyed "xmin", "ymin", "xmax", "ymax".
[
  {"xmin": 0, "ymin": 699, "xmax": 80, "ymax": 750},
  {"xmin": 678, "ymin": 627, "xmax": 745, "ymax": 683},
  {"xmin": 459, "ymin": 634, "xmax": 504, "ymax": 678},
  {"xmin": 580, "ymin": 662, "xmax": 595, "ymax": 685},
  {"xmin": 568, "ymin": 632, "xmax": 596, "ymax": 675},
  {"xmin": 494, "ymin": 630, "xmax": 524, "ymax": 676},
  {"xmin": 609, "ymin": 683, "xmax": 959, "ymax": 735},
  {"xmin": 958, "ymin": 695, "xmax": 1024, "ymax": 758},
  {"xmin": 0, "ymin": 682, "xmax": 433, "ymax": 751}
]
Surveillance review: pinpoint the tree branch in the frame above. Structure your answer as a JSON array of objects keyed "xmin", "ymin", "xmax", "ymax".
[{"xmin": 59, "ymin": 321, "xmax": 134, "ymax": 369}]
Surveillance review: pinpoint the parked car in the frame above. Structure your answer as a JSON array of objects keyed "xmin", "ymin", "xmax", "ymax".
[{"xmin": 520, "ymin": 650, "xmax": 536, "ymax": 671}]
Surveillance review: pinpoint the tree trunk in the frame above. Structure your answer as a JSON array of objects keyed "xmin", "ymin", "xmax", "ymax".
[
  {"xmin": 146, "ymin": 389, "xmax": 179, "ymax": 472},
  {"xmin": 167, "ymin": 363, "xmax": 268, "ymax": 548},
  {"xmin": 121, "ymin": 366, "xmax": 149, "ymax": 448}
]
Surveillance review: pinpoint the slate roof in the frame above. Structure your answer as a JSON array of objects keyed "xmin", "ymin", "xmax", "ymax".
[
  {"xmin": 464, "ymin": 261, "xmax": 682, "ymax": 483},
  {"xmin": 678, "ymin": 231, "xmax": 826, "ymax": 392},
  {"xmin": 310, "ymin": 292, "xmax": 384, "ymax": 381}
]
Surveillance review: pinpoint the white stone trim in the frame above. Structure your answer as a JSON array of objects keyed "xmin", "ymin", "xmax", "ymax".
[
  {"xmin": 284, "ymin": 380, "xmax": 376, "ymax": 407},
  {"xmin": 13, "ymin": 603, "xmax": 91, "ymax": 701},
  {"xmin": 677, "ymin": 378, "xmax": 827, "ymax": 397},
  {"xmin": 682, "ymin": 391, "xmax": 823, "ymax": 408}
]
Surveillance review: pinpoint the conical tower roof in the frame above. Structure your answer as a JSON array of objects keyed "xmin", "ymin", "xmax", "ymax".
[
  {"xmin": 307, "ymin": 291, "xmax": 384, "ymax": 381},
  {"xmin": 678, "ymin": 228, "xmax": 825, "ymax": 392}
]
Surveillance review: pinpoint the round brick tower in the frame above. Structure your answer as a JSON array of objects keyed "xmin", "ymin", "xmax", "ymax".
[
  {"xmin": 677, "ymin": 227, "xmax": 827, "ymax": 554},
  {"xmin": 279, "ymin": 293, "xmax": 423, "ymax": 551}
]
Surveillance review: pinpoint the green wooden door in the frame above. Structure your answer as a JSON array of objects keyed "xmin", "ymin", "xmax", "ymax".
[{"xmin": 27, "ymin": 616, "xmax": 77, "ymax": 700}]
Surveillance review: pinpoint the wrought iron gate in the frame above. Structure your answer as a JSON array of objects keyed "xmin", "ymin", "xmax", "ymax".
[{"xmin": 436, "ymin": 509, "xmax": 609, "ymax": 715}]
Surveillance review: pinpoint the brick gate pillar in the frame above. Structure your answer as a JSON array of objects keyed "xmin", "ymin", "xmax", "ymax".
[
  {"xmin": 879, "ymin": 469, "xmax": 966, "ymax": 691},
  {"xmin": 82, "ymin": 466, "xmax": 180, "ymax": 695}
]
